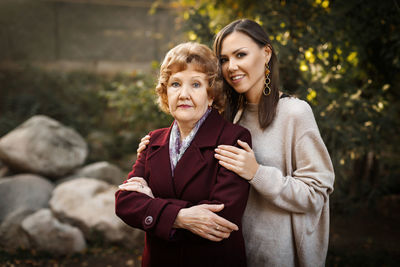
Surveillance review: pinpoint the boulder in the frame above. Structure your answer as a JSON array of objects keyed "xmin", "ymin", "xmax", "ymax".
[
  {"xmin": 0, "ymin": 174, "xmax": 54, "ymax": 223},
  {"xmin": 0, "ymin": 209, "xmax": 32, "ymax": 251},
  {"xmin": 74, "ymin": 161, "xmax": 124, "ymax": 185},
  {"xmin": 0, "ymin": 160, "xmax": 10, "ymax": 178},
  {"xmin": 21, "ymin": 209, "xmax": 86, "ymax": 255},
  {"xmin": 49, "ymin": 178, "xmax": 143, "ymax": 247},
  {"xmin": 0, "ymin": 115, "xmax": 88, "ymax": 178}
]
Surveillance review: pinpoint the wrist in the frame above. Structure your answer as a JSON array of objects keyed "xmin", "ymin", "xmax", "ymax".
[
  {"xmin": 173, "ymin": 209, "xmax": 186, "ymax": 229},
  {"xmin": 247, "ymin": 164, "xmax": 260, "ymax": 181}
]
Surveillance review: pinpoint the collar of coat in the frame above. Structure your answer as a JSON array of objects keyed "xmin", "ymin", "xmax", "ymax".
[{"xmin": 150, "ymin": 108, "xmax": 225, "ymax": 149}]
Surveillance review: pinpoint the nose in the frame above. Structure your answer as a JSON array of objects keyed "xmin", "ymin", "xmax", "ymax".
[
  {"xmin": 178, "ymin": 84, "xmax": 190, "ymax": 99},
  {"xmin": 228, "ymin": 58, "xmax": 238, "ymax": 72}
]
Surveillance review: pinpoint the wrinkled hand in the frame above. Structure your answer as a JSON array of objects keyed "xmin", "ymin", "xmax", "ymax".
[
  {"xmin": 214, "ymin": 140, "xmax": 259, "ymax": 181},
  {"xmin": 137, "ymin": 135, "xmax": 150, "ymax": 158},
  {"xmin": 173, "ymin": 204, "xmax": 238, "ymax": 242},
  {"xmin": 118, "ymin": 177, "xmax": 154, "ymax": 198}
]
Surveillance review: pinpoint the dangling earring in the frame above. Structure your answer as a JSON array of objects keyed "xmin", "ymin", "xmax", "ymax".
[{"xmin": 263, "ymin": 62, "xmax": 271, "ymax": 96}]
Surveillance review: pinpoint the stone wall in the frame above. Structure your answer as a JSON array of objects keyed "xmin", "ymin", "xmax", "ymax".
[{"xmin": 0, "ymin": 0, "xmax": 184, "ymax": 73}]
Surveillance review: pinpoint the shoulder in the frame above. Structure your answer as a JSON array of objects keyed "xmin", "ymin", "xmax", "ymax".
[
  {"xmin": 277, "ymin": 96, "xmax": 319, "ymax": 132},
  {"xmin": 208, "ymin": 108, "xmax": 251, "ymax": 137},
  {"xmin": 279, "ymin": 97, "xmax": 314, "ymax": 119},
  {"xmin": 148, "ymin": 127, "xmax": 170, "ymax": 145},
  {"xmin": 219, "ymin": 114, "xmax": 252, "ymax": 145},
  {"xmin": 149, "ymin": 127, "xmax": 169, "ymax": 137}
]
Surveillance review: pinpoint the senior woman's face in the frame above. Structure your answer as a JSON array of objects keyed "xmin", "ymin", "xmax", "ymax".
[{"xmin": 167, "ymin": 64, "xmax": 213, "ymax": 129}]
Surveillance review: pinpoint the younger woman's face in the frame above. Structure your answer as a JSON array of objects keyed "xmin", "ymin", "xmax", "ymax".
[{"xmin": 219, "ymin": 31, "xmax": 271, "ymax": 103}]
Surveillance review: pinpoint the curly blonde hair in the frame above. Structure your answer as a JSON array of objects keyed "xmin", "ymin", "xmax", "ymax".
[{"xmin": 156, "ymin": 42, "xmax": 224, "ymax": 113}]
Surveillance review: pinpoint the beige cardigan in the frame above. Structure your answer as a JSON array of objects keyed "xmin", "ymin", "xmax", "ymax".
[{"xmin": 235, "ymin": 97, "xmax": 334, "ymax": 267}]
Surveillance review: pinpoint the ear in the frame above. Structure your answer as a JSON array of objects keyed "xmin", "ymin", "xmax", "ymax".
[
  {"xmin": 208, "ymin": 97, "xmax": 214, "ymax": 107},
  {"xmin": 264, "ymin": 45, "xmax": 272, "ymax": 64}
]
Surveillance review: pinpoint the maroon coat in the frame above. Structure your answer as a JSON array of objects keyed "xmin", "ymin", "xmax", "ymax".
[{"xmin": 115, "ymin": 109, "xmax": 251, "ymax": 267}]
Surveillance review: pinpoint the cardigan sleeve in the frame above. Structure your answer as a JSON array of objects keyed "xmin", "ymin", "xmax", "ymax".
[
  {"xmin": 249, "ymin": 102, "xmax": 334, "ymax": 214},
  {"xmin": 115, "ymin": 131, "xmax": 188, "ymax": 241}
]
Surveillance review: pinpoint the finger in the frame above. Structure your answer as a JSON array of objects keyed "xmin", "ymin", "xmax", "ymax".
[
  {"xmin": 216, "ymin": 145, "xmax": 243, "ymax": 155},
  {"xmin": 214, "ymin": 217, "xmax": 239, "ymax": 231},
  {"xmin": 237, "ymin": 140, "xmax": 252, "ymax": 152},
  {"xmin": 200, "ymin": 204, "xmax": 224, "ymax": 213},
  {"xmin": 118, "ymin": 183, "xmax": 143, "ymax": 192},
  {"xmin": 197, "ymin": 227, "xmax": 227, "ymax": 241},
  {"xmin": 127, "ymin": 177, "xmax": 147, "ymax": 185},
  {"xmin": 215, "ymin": 153, "xmax": 239, "ymax": 167},
  {"xmin": 141, "ymin": 135, "xmax": 150, "ymax": 142},
  {"xmin": 215, "ymin": 147, "xmax": 238, "ymax": 160},
  {"xmin": 208, "ymin": 228, "xmax": 231, "ymax": 240},
  {"xmin": 203, "ymin": 233, "xmax": 224, "ymax": 242},
  {"xmin": 199, "ymin": 205, "xmax": 239, "ymax": 231},
  {"xmin": 137, "ymin": 143, "xmax": 148, "ymax": 153},
  {"xmin": 218, "ymin": 160, "xmax": 240, "ymax": 174},
  {"xmin": 140, "ymin": 140, "xmax": 150, "ymax": 146},
  {"xmin": 214, "ymin": 224, "xmax": 234, "ymax": 233}
]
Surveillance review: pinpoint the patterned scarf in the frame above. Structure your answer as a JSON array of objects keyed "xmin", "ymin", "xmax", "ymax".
[{"xmin": 169, "ymin": 108, "xmax": 211, "ymax": 176}]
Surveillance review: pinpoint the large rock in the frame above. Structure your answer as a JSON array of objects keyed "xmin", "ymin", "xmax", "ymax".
[
  {"xmin": 0, "ymin": 174, "xmax": 54, "ymax": 251},
  {"xmin": 0, "ymin": 210, "xmax": 32, "ymax": 251},
  {"xmin": 73, "ymin": 161, "xmax": 124, "ymax": 185},
  {"xmin": 21, "ymin": 209, "xmax": 86, "ymax": 255},
  {"xmin": 0, "ymin": 174, "xmax": 54, "ymax": 223},
  {"xmin": 0, "ymin": 115, "xmax": 88, "ymax": 178},
  {"xmin": 49, "ymin": 178, "xmax": 143, "ymax": 247}
]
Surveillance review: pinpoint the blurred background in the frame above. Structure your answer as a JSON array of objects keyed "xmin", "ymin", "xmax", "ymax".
[{"xmin": 1, "ymin": 0, "xmax": 399, "ymax": 266}]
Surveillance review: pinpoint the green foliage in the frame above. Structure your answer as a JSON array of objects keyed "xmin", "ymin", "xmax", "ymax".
[
  {"xmin": 0, "ymin": 67, "xmax": 107, "ymax": 138},
  {"xmin": 172, "ymin": 0, "xmax": 400, "ymax": 207},
  {"xmin": 0, "ymin": 68, "xmax": 171, "ymax": 169},
  {"xmin": 101, "ymin": 71, "xmax": 173, "ymax": 145}
]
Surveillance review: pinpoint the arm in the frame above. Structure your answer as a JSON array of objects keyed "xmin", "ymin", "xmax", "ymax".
[
  {"xmin": 215, "ymin": 103, "xmax": 334, "ymax": 214},
  {"xmin": 250, "ymin": 129, "xmax": 334, "ymax": 214},
  {"xmin": 115, "ymin": 131, "xmax": 184, "ymax": 241}
]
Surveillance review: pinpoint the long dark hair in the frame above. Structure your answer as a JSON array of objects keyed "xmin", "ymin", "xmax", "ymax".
[{"xmin": 213, "ymin": 19, "xmax": 280, "ymax": 129}]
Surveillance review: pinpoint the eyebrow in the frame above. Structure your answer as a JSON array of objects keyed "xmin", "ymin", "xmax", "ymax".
[
  {"xmin": 170, "ymin": 75, "xmax": 203, "ymax": 80},
  {"xmin": 221, "ymin": 47, "xmax": 247, "ymax": 57}
]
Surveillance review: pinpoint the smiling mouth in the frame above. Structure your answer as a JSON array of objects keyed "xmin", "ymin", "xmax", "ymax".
[{"xmin": 231, "ymin": 74, "xmax": 245, "ymax": 82}]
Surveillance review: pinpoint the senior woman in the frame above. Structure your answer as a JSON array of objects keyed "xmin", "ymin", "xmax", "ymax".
[{"xmin": 115, "ymin": 42, "xmax": 251, "ymax": 267}]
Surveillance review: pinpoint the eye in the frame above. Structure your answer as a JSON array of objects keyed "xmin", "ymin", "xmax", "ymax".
[
  {"xmin": 192, "ymin": 82, "xmax": 201, "ymax": 88},
  {"xmin": 220, "ymin": 58, "xmax": 228, "ymax": 64},
  {"xmin": 170, "ymin": 81, "xmax": 180, "ymax": 87},
  {"xmin": 237, "ymin": 52, "xmax": 247, "ymax": 58}
]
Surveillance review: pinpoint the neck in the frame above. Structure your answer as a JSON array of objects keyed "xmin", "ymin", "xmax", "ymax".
[
  {"xmin": 176, "ymin": 121, "xmax": 195, "ymax": 140},
  {"xmin": 245, "ymin": 91, "xmax": 261, "ymax": 104}
]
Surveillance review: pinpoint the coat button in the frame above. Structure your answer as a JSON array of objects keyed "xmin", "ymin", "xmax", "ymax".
[{"xmin": 144, "ymin": 216, "xmax": 153, "ymax": 225}]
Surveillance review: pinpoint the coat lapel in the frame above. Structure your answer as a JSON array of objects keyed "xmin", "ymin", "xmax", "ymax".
[
  {"xmin": 147, "ymin": 127, "xmax": 176, "ymax": 198},
  {"xmin": 173, "ymin": 109, "xmax": 226, "ymax": 197}
]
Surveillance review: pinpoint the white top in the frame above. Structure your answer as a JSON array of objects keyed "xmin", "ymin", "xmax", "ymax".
[{"xmin": 237, "ymin": 97, "xmax": 335, "ymax": 267}]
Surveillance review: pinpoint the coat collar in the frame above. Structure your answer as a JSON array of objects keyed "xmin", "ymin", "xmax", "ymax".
[{"xmin": 150, "ymin": 108, "xmax": 225, "ymax": 149}]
